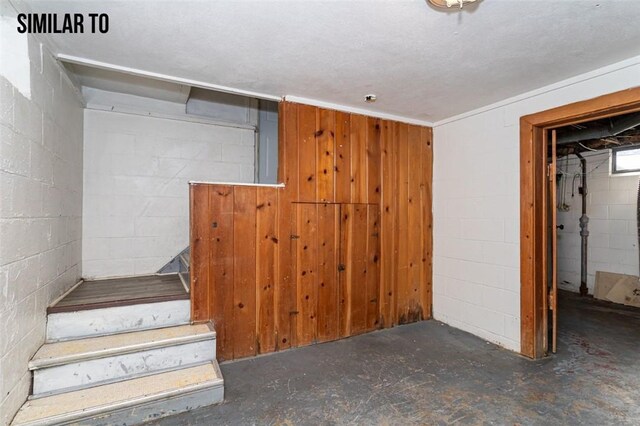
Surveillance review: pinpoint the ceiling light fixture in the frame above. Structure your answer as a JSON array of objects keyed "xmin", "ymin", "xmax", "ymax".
[
  {"xmin": 364, "ymin": 94, "xmax": 377, "ymax": 103},
  {"xmin": 428, "ymin": 0, "xmax": 478, "ymax": 9}
]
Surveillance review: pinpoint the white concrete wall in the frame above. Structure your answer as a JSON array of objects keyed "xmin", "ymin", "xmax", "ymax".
[
  {"xmin": 433, "ymin": 55, "xmax": 640, "ymax": 352},
  {"xmin": 557, "ymin": 152, "xmax": 639, "ymax": 293},
  {"xmin": 0, "ymin": 21, "xmax": 84, "ymax": 426},
  {"xmin": 83, "ymin": 109, "xmax": 255, "ymax": 278}
]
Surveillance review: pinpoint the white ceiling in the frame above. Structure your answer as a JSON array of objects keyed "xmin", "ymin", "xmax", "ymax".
[{"xmin": 17, "ymin": 0, "xmax": 640, "ymax": 122}]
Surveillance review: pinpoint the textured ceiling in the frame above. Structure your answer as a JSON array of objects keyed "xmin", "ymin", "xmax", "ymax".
[{"xmin": 16, "ymin": 0, "xmax": 640, "ymax": 122}]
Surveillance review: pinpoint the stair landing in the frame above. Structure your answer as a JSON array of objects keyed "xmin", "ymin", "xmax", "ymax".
[{"xmin": 48, "ymin": 274, "xmax": 189, "ymax": 314}]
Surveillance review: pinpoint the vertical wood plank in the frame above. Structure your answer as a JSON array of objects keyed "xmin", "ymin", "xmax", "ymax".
[
  {"xmin": 350, "ymin": 204, "xmax": 368, "ymax": 334},
  {"xmin": 551, "ymin": 129, "xmax": 558, "ymax": 354},
  {"xmin": 298, "ymin": 105, "xmax": 317, "ymax": 202},
  {"xmin": 190, "ymin": 184, "xmax": 210, "ymax": 323},
  {"xmin": 534, "ymin": 125, "xmax": 547, "ymax": 356},
  {"xmin": 190, "ymin": 102, "xmax": 434, "ymax": 361},
  {"xmin": 379, "ymin": 120, "xmax": 395, "ymax": 328},
  {"xmin": 366, "ymin": 117, "xmax": 382, "ymax": 205},
  {"xmin": 406, "ymin": 125, "xmax": 424, "ymax": 322},
  {"xmin": 256, "ymin": 187, "xmax": 278, "ymax": 354},
  {"xmin": 521, "ymin": 120, "xmax": 545, "ymax": 358},
  {"xmin": 295, "ymin": 203, "xmax": 318, "ymax": 346},
  {"xmin": 316, "ymin": 203, "xmax": 339, "ymax": 342},
  {"xmin": 317, "ymin": 109, "xmax": 336, "ymax": 202},
  {"xmin": 420, "ymin": 127, "xmax": 433, "ymax": 319},
  {"xmin": 276, "ymin": 191, "xmax": 295, "ymax": 351},
  {"xmin": 276, "ymin": 102, "xmax": 299, "ymax": 351},
  {"xmin": 520, "ymin": 120, "xmax": 535, "ymax": 358},
  {"xmin": 233, "ymin": 186, "xmax": 257, "ymax": 358},
  {"xmin": 350, "ymin": 115, "xmax": 367, "ymax": 203},
  {"xmin": 335, "ymin": 112, "xmax": 351, "ymax": 203},
  {"xmin": 392, "ymin": 123, "xmax": 401, "ymax": 327},
  {"xmin": 366, "ymin": 205, "xmax": 381, "ymax": 331},
  {"xmin": 395, "ymin": 123, "xmax": 410, "ymax": 324},
  {"xmin": 208, "ymin": 185, "xmax": 234, "ymax": 361},
  {"xmin": 338, "ymin": 204, "xmax": 352, "ymax": 338}
]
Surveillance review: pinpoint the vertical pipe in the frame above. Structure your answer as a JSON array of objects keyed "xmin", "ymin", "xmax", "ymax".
[
  {"xmin": 637, "ymin": 178, "xmax": 640, "ymax": 277},
  {"xmin": 575, "ymin": 153, "xmax": 589, "ymax": 296}
]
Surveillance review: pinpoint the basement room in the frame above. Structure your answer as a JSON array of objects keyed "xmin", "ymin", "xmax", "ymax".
[{"xmin": 1, "ymin": 1, "xmax": 640, "ymax": 425}]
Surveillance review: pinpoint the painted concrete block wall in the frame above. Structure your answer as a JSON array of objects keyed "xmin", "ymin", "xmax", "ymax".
[
  {"xmin": 0, "ymin": 31, "xmax": 83, "ymax": 425},
  {"xmin": 433, "ymin": 56, "xmax": 640, "ymax": 352},
  {"xmin": 83, "ymin": 109, "xmax": 255, "ymax": 278},
  {"xmin": 557, "ymin": 152, "xmax": 639, "ymax": 293}
]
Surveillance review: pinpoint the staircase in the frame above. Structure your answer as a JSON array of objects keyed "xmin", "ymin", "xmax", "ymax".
[
  {"xmin": 11, "ymin": 275, "xmax": 223, "ymax": 426},
  {"xmin": 158, "ymin": 247, "xmax": 190, "ymax": 294}
]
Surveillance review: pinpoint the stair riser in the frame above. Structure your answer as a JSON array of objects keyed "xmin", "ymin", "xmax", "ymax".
[
  {"xmin": 89, "ymin": 385, "xmax": 223, "ymax": 426},
  {"xmin": 32, "ymin": 339, "xmax": 216, "ymax": 396},
  {"xmin": 14, "ymin": 382, "xmax": 224, "ymax": 426},
  {"xmin": 46, "ymin": 300, "xmax": 190, "ymax": 342}
]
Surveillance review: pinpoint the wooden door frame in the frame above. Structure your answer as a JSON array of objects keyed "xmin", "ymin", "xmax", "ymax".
[{"xmin": 520, "ymin": 87, "xmax": 640, "ymax": 359}]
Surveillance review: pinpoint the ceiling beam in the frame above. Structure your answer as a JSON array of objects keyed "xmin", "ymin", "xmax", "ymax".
[
  {"xmin": 555, "ymin": 132, "xmax": 640, "ymax": 157},
  {"xmin": 556, "ymin": 111, "xmax": 640, "ymax": 145}
]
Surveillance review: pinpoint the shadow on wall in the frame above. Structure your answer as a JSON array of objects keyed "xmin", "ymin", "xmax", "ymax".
[{"xmin": 1, "ymin": 12, "xmax": 30, "ymax": 98}]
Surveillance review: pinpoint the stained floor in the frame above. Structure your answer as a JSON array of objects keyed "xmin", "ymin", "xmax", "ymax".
[{"xmin": 153, "ymin": 291, "xmax": 640, "ymax": 425}]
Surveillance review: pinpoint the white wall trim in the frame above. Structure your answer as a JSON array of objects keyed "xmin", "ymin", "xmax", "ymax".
[
  {"xmin": 434, "ymin": 55, "xmax": 640, "ymax": 127},
  {"xmin": 57, "ymin": 54, "xmax": 283, "ymax": 102},
  {"xmin": 284, "ymin": 95, "xmax": 434, "ymax": 127},
  {"xmin": 48, "ymin": 280, "xmax": 84, "ymax": 309}
]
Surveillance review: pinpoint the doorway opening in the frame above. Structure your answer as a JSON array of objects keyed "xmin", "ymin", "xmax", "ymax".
[
  {"xmin": 544, "ymin": 111, "xmax": 640, "ymax": 354},
  {"xmin": 519, "ymin": 87, "xmax": 640, "ymax": 359}
]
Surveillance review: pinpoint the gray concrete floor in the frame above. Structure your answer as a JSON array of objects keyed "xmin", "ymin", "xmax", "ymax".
[{"xmin": 153, "ymin": 291, "xmax": 640, "ymax": 425}]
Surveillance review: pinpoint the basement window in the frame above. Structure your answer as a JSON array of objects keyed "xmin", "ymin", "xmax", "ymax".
[{"xmin": 611, "ymin": 146, "xmax": 640, "ymax": 175}]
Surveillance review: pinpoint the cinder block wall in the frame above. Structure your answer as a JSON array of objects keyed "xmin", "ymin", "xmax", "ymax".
[
  {"xmin": 433, "ymin": 56, "xmax": 640, "ymax": 352},
  {"xmin": 0, "ymin": 35, "xmax": 84, "ymax": 424},
  {"xmin": 82, "ymin": 109, "xmax": 255, "ymax": 278},
  {"xmin": 557, "ymin": 152, "xmax": 639, "ymax": 293}
]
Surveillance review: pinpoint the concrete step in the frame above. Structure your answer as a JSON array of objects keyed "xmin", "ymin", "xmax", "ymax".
[
  {"xmin": 11, "ymin": 362, "xmax": 224, "ymax": 426},
  {"xmin": 30, "ymin": 323, "xmax": 216, "ymax": 397},
  {"xmin": 46, "ymin": 299, "xmax": 190, "ymax": 342}
]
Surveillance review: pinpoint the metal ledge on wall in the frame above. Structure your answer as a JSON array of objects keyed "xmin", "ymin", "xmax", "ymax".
[{"xmin": 188, "ymin": 181, "xmax": 285, "ymax": 188}]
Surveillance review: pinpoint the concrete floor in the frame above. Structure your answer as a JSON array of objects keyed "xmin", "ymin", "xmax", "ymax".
[{"xmin": 153, "ymin": 292, "xmax": 640, "ymax": 425}]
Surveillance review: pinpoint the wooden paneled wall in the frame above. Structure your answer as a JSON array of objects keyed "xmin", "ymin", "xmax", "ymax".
[{"xmin": 190, "ymin": 101, "xmax": 433, "ymax": 361}]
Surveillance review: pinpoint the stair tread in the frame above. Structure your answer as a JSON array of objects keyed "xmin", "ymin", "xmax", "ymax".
[
  {"xmin": 48, "ymin": 274, "xmax": 187, "ymax": 314},
  {"xmin": 12, "ymin": 362, "xmax": 223, "ymax": 426},
  {"xmin": 31, "ymin": 323, "xmax": 214, "ymax": 369}
]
